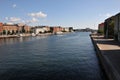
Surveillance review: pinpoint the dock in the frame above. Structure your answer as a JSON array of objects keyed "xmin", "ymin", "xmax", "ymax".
[
  {"xmin": 0, "ymin": 35, "xmax": 20, "ymax": 39},
  {"xmin": 90, "ymin": 35, "xmax": 120, "ymax": 80}
]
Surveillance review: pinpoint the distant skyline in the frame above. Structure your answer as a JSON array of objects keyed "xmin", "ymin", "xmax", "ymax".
[{"xmin": 0, "ymin": 0, "xmax": 120, "ymax": 29}]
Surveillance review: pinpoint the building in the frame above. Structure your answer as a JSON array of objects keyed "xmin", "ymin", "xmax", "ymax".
[
  {"xmin": 64, "ymin": 27, "xmax": 70, "ymax": 32},
  {"xmin": 114, "ymin": 13, "xmax": 120, "ymax": 42},
  {"xmin": 24, "ymin": 25, "xmax": 31, "ymax": 33},
  {"xmin": 104, "ymin": 16, "xmax": 115, "ymax": 38},
  {"xmin": 43, "ymin": 26, "xmax": 50, "ymax": 32},
  {"xmin": 98, "ymin": 23, "xmax": 104, "ymax": 32},
  {"xmin": 69, "ymin": 27, "xmax": 74, "ymax": 32},
  {"xmin": 52, "ymin": 26, "xmax": 63, "ymax": 33},
  {"xmin": 0, "ymin": 23, "xmax": 31, "ymax": 35},
  {"xmin": 2, "ymin": 23, "xmax": 18, "ymax": 35},
  {"xmin": 98, "ymin": 23, "xmax": 104, "ymax": 34},
  {"xmin": 0, "ymin": 22, "xmax": 3, "ymax": 35},
  {"xmin": 32, "ymin": 26, "xmax": 50, "ymax": 34},
  {"xmin": 17, "ymin": 23, "xmax": 31, "ymax": 33}
]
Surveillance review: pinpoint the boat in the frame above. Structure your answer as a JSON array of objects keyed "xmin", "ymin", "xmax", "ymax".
[{"xmin": 54, "ymin": 32, "xmax": 63, "ymax": 35}]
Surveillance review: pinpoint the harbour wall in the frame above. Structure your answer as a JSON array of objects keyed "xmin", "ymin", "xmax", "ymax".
[{"xmin": 90, "ymin": 35, "xmax": 120, "ymax": 80}]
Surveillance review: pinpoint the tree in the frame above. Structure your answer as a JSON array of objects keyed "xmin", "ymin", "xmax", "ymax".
[
  {"xmin": 108, "ymin": 20, "xmax": 114, "ymax": 37},
  {"xmin": 16, "ymin": 30, "xmax": 18, "ymax": 34},
  {"xmin": 7, "ymin": 30, "xmax": 10, "ymax": 35},
  {"xmin": 30, "ymin": 30, "xmax": 33, "ymax": 33},
  {"xmin": 22, "ymin": 28, "xmax": 25, "ymax": 33},
  {"xmin": 11, "ymin": 30, "xmax": 15, "ymax": 35},
  {"xmin": 20, "ymin": 31, "xmax": 22, "ymax": 33},
  {"xmin": 98, "ymin": 30, "xmax": 104, "ymax": 35},
  {"xmin": 3, "ymin": 30, "xmax": 6, "ymax": 35}
]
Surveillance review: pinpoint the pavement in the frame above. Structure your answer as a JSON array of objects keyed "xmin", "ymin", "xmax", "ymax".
[{"xmin": 91, "ymin": 35, "xmax": 120, "ymax": 80}]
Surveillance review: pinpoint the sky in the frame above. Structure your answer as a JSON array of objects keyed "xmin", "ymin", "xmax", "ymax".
[{"xmin": 0, "ymin": 0, "xmax": 120, "ymax": 29}]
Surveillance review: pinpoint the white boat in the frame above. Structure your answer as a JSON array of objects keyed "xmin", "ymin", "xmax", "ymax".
[
  {"xmin": 19, "ymin": 34, "xmax": 23, "ymax": 37},
  {"xmin": 55, "ymin": 32, "xmax": 63, "ymax": 35},
  {"xmin": 32, "ymin": 33, "xmax": 36, "ymax": 36}
]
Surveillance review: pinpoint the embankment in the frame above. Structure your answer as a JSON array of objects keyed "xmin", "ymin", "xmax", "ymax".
[{"xmin": 90, "ymin": 35, "xmax": 120, "ymax": 80}]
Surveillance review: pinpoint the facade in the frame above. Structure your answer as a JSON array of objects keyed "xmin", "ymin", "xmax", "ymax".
[
  {"xmin": 64, "ymin": 27, "xmax": 70, "ymax": 32},
  {"xmin": 43, "ymin": 26, "xmax": 50, "ymax": 32},
  {"xmin": 1, "ymin": 22, "xmax": 73, "ymax": 35},
  {"xmin": 24, "ymin": 25, "xmax": 31, "ymax": 33},
  {"xmin": 17, "ymin": 23, "xmax": 31, "ymax": 33},
  {"xmin": 32, "ymin": 26, "xmax": 50, "ymax": 34},
  {"xmin": 52, "ymin": 26, "xmax": 63, "ymax": 33},
  {"xmin": 52, "ymin": 26, "xmax": 73, "ymax": 33},
  {"xmin": 104, "ymin": 16, "xmax": 115, "ymax": 38},
  {"xmin": 114, "ymin": 13, "xmax": 120, "ymax": 41},
  {"xmin": 0, "ymin": 23, "xmax": 31, "ymax": 35},
  {"xmin": 17, "ymin": 23, "xmax": 24, "ymax": 33},
  {"xmin": 69, "ymin": 27, "xmax": 73, "ymax": 32},
  {"xmin": 2, "ymin": 23, "xmax": 18, "ymax": 34},
  {"xmin": 98, "ymin": 23, "xmax": 104, "ymax": 33},
  {"xmin": 0, "ymin": 22, "xmax": 3, "ymax": 35}
]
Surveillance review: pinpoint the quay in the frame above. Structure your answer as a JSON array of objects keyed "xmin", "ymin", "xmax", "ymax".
[
  {"xmin": 90, "ymin": 34, "xmax": 120, "ymax": 80},
  {"xmin": 0, "ymin": 34, "xmax": 32, "ymax": 39},
  {"xmin": 0, "ymin": 35, "xmax": 20, "ymax": 39},
  {"xmin": 0, "ymin": 32, "xmax": 71, "ymax": 39}
]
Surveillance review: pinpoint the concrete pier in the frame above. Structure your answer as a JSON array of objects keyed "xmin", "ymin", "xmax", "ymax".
[{"xmin": 90, "ymin": 35, "xmax": 120, "ymax": 80}]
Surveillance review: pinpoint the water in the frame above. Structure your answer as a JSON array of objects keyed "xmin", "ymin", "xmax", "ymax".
[{"xmin": 0, "ymin": 32, "xmax": 105, "ymax": 80}]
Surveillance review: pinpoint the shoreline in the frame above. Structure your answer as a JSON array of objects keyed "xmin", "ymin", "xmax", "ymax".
[
  {"xmin": 90, "ymin": 34, "xmax": 120, "ymax": 80},
  {"xmin": 0, "ymin": 35, "xmax": 20, "ymax": 39},
  {"xmin": 0, "ymin": 32, "xmax": 73, "ymax": 39}
]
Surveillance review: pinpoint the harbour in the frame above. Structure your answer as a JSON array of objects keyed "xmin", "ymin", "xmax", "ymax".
[
  {"xmin": 90, "ymin": 34, "xmax": 120, "ymax": 80},
  {"xmin": 0, "ymin": 32, "xmax": 106, "ymax": 80}
]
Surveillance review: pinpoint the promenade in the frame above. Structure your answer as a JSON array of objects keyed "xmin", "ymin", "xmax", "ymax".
[{"xmin": 91, "ymin": 35, "xmax": 120, "ymax": 80}]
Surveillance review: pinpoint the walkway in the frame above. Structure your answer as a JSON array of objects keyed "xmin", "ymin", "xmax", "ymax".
[{"xmin": 91, "ymin": 35, "xmax": 120, "ymax": 80}]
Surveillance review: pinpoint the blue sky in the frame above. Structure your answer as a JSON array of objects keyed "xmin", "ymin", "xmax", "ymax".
[{"xmin": 0, "ymin": 0, "xmax": 120, "ymax": 29}]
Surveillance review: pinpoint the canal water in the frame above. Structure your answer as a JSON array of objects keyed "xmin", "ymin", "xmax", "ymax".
[{"xmin": 0, "ymin": 32, "xmax": 105, "ymax": 80}]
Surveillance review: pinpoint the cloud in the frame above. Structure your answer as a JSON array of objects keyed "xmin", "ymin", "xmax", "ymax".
[
  {"xmin": 26, "ymin": 18, "xmax": 39, "ymax": 23},
  {"xmin": 12, "ymin": 4, "xmax": 16, "ymax": 8},
  {"xmin": 98, "ymin": 13, "xmax": 115, "ymax": 21},
  {"xmin": 5, "ymin": 17, "xmax": 21, "ymax": 22},
  {"xmin": 5, "ymin": 17, "xmax": 9, "ymax": 20},
  {"xmin": 28, "ymin": 11, "xmax": 47, "ymax": 18},
  {"xmin": 105, "ymin": 13, "xmax": 113, "ymax": 18}
]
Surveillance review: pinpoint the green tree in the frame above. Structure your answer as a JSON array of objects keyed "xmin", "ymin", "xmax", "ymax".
[
  {"xmin": 22, "ymin": 26, "xmax": 25, "ymax": 33},
  {"xmin": 20, "ymin": 31, "xmax": 22, "ymax": 33},
  {"xmin": 3, "ymin": 30, "xmax": 6, "ymax": 35},
  {"xmin": 11, "ymin": 30, "xmax": 15, "ymax": 35},
  {"xmin": 30, "ymin": 30, "xmax": 33, "ymax": 33},
  {"xmin": 7, "ymin": 30, "xmax": 11, "ymax": 35},
  {"xmin": 16, "ymin": 30, "xmax": 18, "ymax": 34},
  {"xmin": 98, "ymin": 30, "xmax": 104, "ymax": 35},
  {"xmin": 22, "ymin": 29, "xmax": 25, "ymax": 33},
  {"xmin": 108, "ymin": 20, "xmax": 114, "ymax": 37}
]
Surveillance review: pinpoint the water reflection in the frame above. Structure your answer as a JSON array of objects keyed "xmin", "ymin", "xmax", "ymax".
[
  {"xmin": 0, "ymin": 36, "xmax": 49, "ymax": 46},
  {"xmin": 0, "ymin": 32, "xmax": 106, "ymax": 80}
]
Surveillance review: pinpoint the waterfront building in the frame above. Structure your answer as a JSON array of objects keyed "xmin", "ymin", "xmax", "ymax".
[
  {"xmin": 104, "ymin": 16, "xmax": 115, "ymax": 38},
  {"xmin": 0, "ymin": 22, "xmax": 73, "ymax": 35},
  {"xmin": 17, "ymin": 23, "xmax": 31, "ymax": 33},
  {"xmin": 0, "ymin": 23, "xmax": 31, "ymax": 35},
  {"xmin": 98, "ymin": 23, "xmax": 104, "ymax": 34},
  {"xmin": 24, "ymin": 25, "xmax": 31, "ymax": 33},
  {"xmin": 32, "ymin": 26, "xmax": 50, "ymax": 34},
  {"xmin": 114, "ymin": 13, "xmax": 120, "ymax": 42},
  {"xmin": 42, "ymin": 26, "xmax": 51, "ymax": 33},
  {"xmin": 69, "ymin": 27, "xmax": 74, "ymax": 32},
  {"xmin": 0, "ymin": 22, "xmax": 3, "ymax": 35},
  {"xmin": 64, "ymin": 27, "xmax": 70, "ymax": 32},
  {"xmin": 2, "ymin": 23, "xmax": 18, "ymax": 35},
  {"xmin": 52, "ymin": 26, "xmax": 63, "ymax": 33}
]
